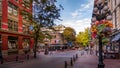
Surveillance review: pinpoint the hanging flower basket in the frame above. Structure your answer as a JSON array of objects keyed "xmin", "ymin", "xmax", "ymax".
[{"xmin": 90, "ymin": 20, "xmax": 113, "ymax": 45}]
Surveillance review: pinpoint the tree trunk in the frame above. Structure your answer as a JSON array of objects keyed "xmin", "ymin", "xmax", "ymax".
[{"xmin": 34, "ymin": 31, "xmax": 39, "ymax": 58}]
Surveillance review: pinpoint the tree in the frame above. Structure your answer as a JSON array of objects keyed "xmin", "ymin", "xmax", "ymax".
[
  {"xmin": 22, "ymin": 0, "xmax": 63, "ymax": 58},
  {"xmin": 76, "ymin": 28, "xmax": 89, "ymax": 47},
  {"xmin": 63, "ymin": 27, "xmax": 76, "ymax": 46}
]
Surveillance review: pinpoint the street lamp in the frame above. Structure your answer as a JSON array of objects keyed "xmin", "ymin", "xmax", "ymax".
[{"xmin": 91, "ymin": 0, "xmax": 112, "ymax": 68}]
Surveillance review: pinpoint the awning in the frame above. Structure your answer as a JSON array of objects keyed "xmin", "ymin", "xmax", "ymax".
[{"xmin": 111, "ymin": 33, "xmax": 120, "ymax": 42}]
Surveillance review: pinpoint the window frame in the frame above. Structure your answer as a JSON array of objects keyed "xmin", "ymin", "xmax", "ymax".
[
  {"xmin": 8, "ymin": 2, "xmax": 18, "ymax": 16},
  {"xmin": 22, "ymin": 24, "xmax": 29, "ymax": 34},
  {"xmin": 8, "ymin": 19, "xmax": 18, "ymax": 32}
]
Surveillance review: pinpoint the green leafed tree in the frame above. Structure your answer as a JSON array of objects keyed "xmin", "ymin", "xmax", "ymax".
[
  {"xmin": 63, "ymin": 27, "xmax": 76, "ymax": 44},
  {"xmin": 76, "ymin": 28, "xmax": 89, "ymax": 47},
  {"xmin": 22, "ymin": 0, "xmax": 63, "ymax": 58}
]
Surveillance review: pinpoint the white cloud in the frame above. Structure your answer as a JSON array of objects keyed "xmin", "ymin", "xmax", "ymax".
[
  {"xmin": 57, "ymin": 0, "xmax": 94, "ymax": 34},
  {"xmin": 60, "ymin": 18, "xmax": 91, "ymax": 34},
  {"xmin": 71, "ymin": 0, "xmax": 94, "ymax": 18}
]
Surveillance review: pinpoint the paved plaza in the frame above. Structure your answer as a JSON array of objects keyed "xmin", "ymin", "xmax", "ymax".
[{"xmin": 0, "ymin": 50, "xmax": 120, "ymax": 68}]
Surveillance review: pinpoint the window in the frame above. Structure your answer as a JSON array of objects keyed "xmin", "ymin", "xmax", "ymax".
[
  {"xmin": 14, "ymin": 21, "xmax": 18, "ymax": 32},
  {"xmin": 8, "ymin": 2, "xmax": 18, "ymax": 16},
  {"xmin": 22, "ymin": 11, "xmax": 29, "ymax": 21},
  {"xmin": 22, "ymin": 0, "xmax": 30, "ymax": 9},
  {"xmin": 22, "ymin": 38, "xmax": 30, "ymax": 49},
  {"xmin": 22, "ymin": 24, "xmax": 29, "ymax": 34},
  {"xmin": 8, "ymin": 20, "xmax": 13, "ymax": 31},
  {"xmin": 22, "ymin": 38, "xmax": 30, "ymax": 54},
  {"xmin": 8, "ymin": 19, "xmax": 18, "ymax": 32},
  {"xmin": 8, "ymin": 36, "xmax": 18, "ymax": 55}
]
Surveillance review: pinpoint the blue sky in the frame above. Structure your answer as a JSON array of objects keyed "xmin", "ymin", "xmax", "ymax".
[{"xmin": 56, "ymin": 0, "xmax": 94, "ymax": 34}]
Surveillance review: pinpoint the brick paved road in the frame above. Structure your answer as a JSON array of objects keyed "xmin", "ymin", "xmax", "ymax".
[
  {"xmin": 1, "ymin": 50, "xmax": 120, "ymax": 68},
  {"xmin": 0, "ymin": 50, "xmax": 78, "ymax": 68}
]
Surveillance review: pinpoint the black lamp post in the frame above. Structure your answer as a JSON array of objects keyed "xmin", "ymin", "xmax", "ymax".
[{"xmin": 91, "ymin": 0, "xmax": 112, "ymax": 68}]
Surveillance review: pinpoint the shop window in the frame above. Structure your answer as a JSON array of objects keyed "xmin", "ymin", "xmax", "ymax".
[
  {"xmin": 22, "ymin": 38, "xmax": 30, "ymax": 54},
  {"xmin": 8, "ymin": 19, "xmax": 18, "ymax": 32},
  {"xmin": 8, "ymin": 36, "xmax": 18, "ymax": 55},
  {"xmin": 8, "ymin": 2, "xmax": 18, "ymax": 16},
  {"xmin": 8, "ymin": 40, "xmax": 17, "ymax": 49}
]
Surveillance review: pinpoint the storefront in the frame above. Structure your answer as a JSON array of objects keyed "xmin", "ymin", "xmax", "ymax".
[
  {"xmin": 0, "ymin": 31, "xmax": 34, "ymax": 56},
  {"xmin": 8, "ymin": 36, "xmax": 18, "ymax": 55},
  {"xmin": 111, "ymin": 32, "xmax": 120, "ymax": 52}
]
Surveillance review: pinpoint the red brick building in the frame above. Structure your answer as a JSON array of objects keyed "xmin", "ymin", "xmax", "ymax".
[{"xmin": 0, "ymin": 0, "xmax": 34, "ymax": 56}]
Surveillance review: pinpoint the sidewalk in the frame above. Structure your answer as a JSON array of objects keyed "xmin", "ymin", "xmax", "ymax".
[
  {"xmin": 73, "ymin": 53, "xmax": 120, "ymax": 68},
  {"xmin": 1, "ymin": 53, "xmax": 34, "ymax": 64},
  {"xmin": 73, "ymin": 54, "xmax": 98, "ymax": 68}
]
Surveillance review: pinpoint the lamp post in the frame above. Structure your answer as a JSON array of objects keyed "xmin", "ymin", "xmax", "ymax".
[{"xmin": 91, "ymin": 0, "xmax": 112, "ymax": 68}]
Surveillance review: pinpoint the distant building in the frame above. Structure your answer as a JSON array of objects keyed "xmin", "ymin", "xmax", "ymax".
[
  {"xmin": 41, "ymin": 24, "xmax": 66, "ymax": 45},
  {"xmin": 0, "ymin": 0, "xmax": 34, "ymax": 56},
  {"xmin": 51, "ymin": 24, "xmax": 66, "ymax": 45}
]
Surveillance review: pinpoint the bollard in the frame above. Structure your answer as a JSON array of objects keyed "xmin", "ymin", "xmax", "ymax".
[
  {"xmin": 70, "ymin": 58, "xmax": 73, "ymax": 66},
  {"xmin": 27, "ymin": 54, "xmax": 29, "ymax": 60},
  {"xmin": 64, "ymin": 61, "xmax": 67, "ymax": 68},
  {"xmin": 73, "ymin": 56, "xmax": 75, "ymax": 62},
  {"xmin": 76, "ymin": 54, "xmax": 78, "ymax": 59},
  {"xmin": 16, "ymin": 56, "xmax": 18, "ymax": 61}
]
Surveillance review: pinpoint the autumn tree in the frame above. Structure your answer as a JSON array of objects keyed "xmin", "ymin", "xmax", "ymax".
[
  {"xmin": 63, "ymin": 27, "xmax": 76, "ymax": 46},
  {"xmin": 76, "ymin": 28, "xmax": 89, "ymax": 47}
]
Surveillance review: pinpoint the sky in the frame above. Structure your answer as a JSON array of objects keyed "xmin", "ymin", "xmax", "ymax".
[{"xmin": 56, "ymin": 0, "xmax": 94, "ymax": 34}]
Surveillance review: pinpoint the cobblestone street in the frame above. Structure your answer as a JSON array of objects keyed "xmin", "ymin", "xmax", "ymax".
[{"xmin": 0, "ymin": 50, "xmax": 120, "ymax": 68}]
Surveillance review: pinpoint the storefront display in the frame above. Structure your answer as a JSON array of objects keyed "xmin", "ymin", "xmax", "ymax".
[
  {"xmin": 8, "ymin": 36, "xmax": 18, "ymax": 55},
  {"xmin": 22, "ymin": 38, "xmax": 30, "ymax": 54}
]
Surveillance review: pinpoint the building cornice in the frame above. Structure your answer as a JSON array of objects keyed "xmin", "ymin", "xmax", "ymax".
[{"xmin": 0, "ymin": 29, "xmax": 33, "ymax": 37}]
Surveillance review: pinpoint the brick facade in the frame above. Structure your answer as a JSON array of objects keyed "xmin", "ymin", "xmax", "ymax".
[{"xmin": 0, "ymin": 0, "xmax": 34, "ymax": 56}]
